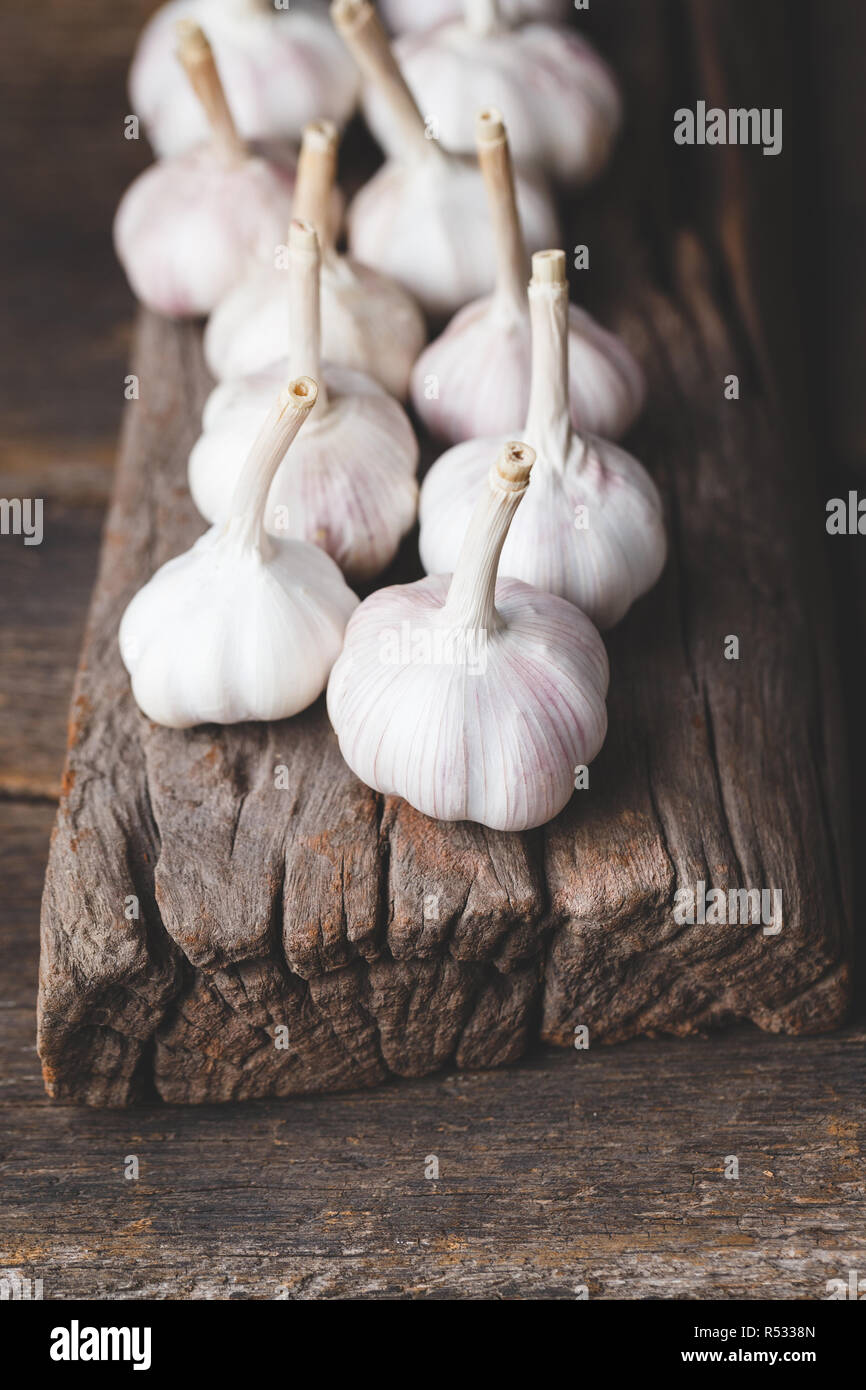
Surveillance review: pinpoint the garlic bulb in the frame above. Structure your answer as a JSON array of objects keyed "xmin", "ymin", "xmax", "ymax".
[
  {"xmin": 419, "ymin": 251, "xmax": 666, "ymax": 629},
  {"xmin": 412, "ymin": 110, "xmax": 645, "ymax": 444},
  {"xmin": 362, "ymin": 0, "xmax": 621, "ymax": 184},
  {"xmin": 120, "ymin": 377, "xmax": 358, "ymax": 729},
  {"xmin": 191, "ymin": 221, "xmax": 419, "ymax": 582},
  {"xmin": 130, "ymin": 0, "xmax": 358, "ymax": 159},
  {"xmin": 114, "ymin": 23, "xmax": 295, "ymax": 318},
  {"xmin": 379, "ymin": 0, "xmax": 568, "ymax": 34},
  {"xmin": 204, "ymin": 120, "xmax": 426, "ymax": 399},
  {"xmin": 327, "ymin": 441, "xmax": 609, "ymax": 831},
  {"xmin": 332, "ymin": 0, "xmax": 558, "ymax": 318}
]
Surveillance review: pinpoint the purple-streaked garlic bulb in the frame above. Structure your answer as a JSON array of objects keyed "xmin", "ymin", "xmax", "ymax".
[
  {"xmin": 379, "ymin": 0, "xmax": 568, "ymax": 34},
  {"xmin": 419, "ymin": 251, "xmax": 666, "ymax": 629},
  {"xmin": 327, "ymin": 440, "xmax": 609, "ymax": 831},
  {"xmin": 412, "ymin": 109, "xmax": 645, "ymax": 444},
  {"xmin": 114, "ymin": 23, "xmax": 295, "ymax": 318},
  {"xmin": 120, "ymin": 377, "xmax": 358, "ymax": 728},
  {"xmin": 331, "ymin": 0, "xmax": 558, "ymax": 318},
  {"xmin": 205, "ymin": 120, "xmax": 426, "ymax": 399},
  {"xmin": 190, "ymin": 221, "xmax": 419, "ymax": 582},
  {"xmin": 362, "ymin": 0, "xmax": 621, "ymax": 184},
  {"xmin": 130, "ymin": 0, "xmax": 359, "ymax": 159}
]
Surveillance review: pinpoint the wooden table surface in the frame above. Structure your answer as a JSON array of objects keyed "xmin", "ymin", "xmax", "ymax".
[{"xmin": 1, "ymin": 0, "xmax": 863, "ymax": 1299}]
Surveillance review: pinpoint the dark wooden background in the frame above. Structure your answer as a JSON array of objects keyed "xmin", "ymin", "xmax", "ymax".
[{"xmin": 1, "ymin": 0, "xmax": 864, "ymax": 1298}]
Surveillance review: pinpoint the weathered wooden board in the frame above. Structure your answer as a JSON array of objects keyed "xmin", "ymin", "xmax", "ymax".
[
  {"xmin": 2, "ymin": 0, "xmax": 863, "ymax": 1303},
  {"xmin": 37, "ymin": 0, "xmax": 853, "ymax": 1105},
  {"xmin": 5, "ymin": 803, "xmax": 862, "ymax": 1300}
]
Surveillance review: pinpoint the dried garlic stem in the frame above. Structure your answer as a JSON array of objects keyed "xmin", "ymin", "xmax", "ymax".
[
  {"xmin": 476, "ymin": 108, "xmax": 527, "ymax": 316},
  {"xmin": 175, "ymin": 21, "xmax": 247, "ymax": 167},
  {"xmin": 524, "ymin": 249, "xmax": 571, "ymax": 459},
  {"xmin": 228, "ymin": 377, "xmax": 318, "ymax": 552},
  {"xmin": 442, "ymin": 441, "xmax": 535, "ymax": 632},
  {"xmin": 293, "ymin": 121, "xmax": 340, "ymax": 255},
  {"xmin": 331, "ymin": 0, "xmax": 444, "ymax": 161},
  {"xmin": 464, "ymin": 0, "xmax": 503, "ymax": 36},
  {"xmin": 286, "ymin": 221, "xmax": 329, "ymax": 414}
]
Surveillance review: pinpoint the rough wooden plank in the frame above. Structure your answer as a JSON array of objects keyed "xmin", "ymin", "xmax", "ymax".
[
  {"xmin": 36, "ymin": 319, "xmax": 199, "ymax": 1107},
  {"xmin": 2, "ymin": 0, "xmax": 863, "ymax": 1305},
  {"xmin": 36, "ymin": 309, "xmax": 557, "ymax": 1104},
  {"xmin": 37, "ymin": 0, "xmax": 852, "ymax": 1105},
  {"xmin": 0, "ymin": 800, "xmax": 58, "ymax": 1100},
  {"xmin": 0, "ymin": 799, "xmax": 850, "ymax": 1300},
  {"xmin": 541, "ymin": 237, "xmax": 850, "ymax": 1044},
  {"xmin": 540, "ymin": 0, "xmax": 851, "ymax": 1038}
]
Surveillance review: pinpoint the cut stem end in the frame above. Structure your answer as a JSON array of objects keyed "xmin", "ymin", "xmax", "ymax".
[
  {"xmin": 288, "ymin": 218, "xmax": 319, "ymax": 255},
  {"xmin": 286, "ymin": 222, "xmax": 328, "ymax": 413},
  {"xmin": 494, "ymin": 441, "xmax": 535, "ymax": 490},
  {"xmin": 283, "ymin": 376, "xmax": 319, "ymax": 413},
  {"xmin": 531, "ymin": 249, "xmax": 567, "ymax": 287},
  {"xmin": 476, "ymin": 107, "xmax": 506, "ymax": 146},
  {"xmin": 331, "ymin": 0, "xmax": 370, "ymax": 35},
  {"xmin": 443, "ymin": 439, "xmax": 534, "ymax": 632},
  {"xmin": 229, "ymin": 377, "xmax": 319, "ymax": 552}
]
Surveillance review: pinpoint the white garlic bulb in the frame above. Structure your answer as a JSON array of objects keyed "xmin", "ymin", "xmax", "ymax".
[
  {"xmin": 120, "ymin": 378, "xmax": 358, "ymax": 729},
  {"xmin": 130, "ymin": 0, "xmax": 358, "ymax": 159},
  {"xmin": 114, "ymin": 23, "xmax": 295, "ymax": 318},
  {"xmin": 379, "ymin": 0, "xmax": 568, "ymax": 34},
  {"xmin": 419, "ymin": 251, "xmax": 666, "ymax": 629},
  {"xmin": 332, "ymin": 0, "xmax": 558, "ymax": 318},
  {"xmin": 191, "ymin": 221, "xmax": 419, "ymax": 582},
  {"xmin": 362, "ymin": 0, "xmax": 621, "ymax": 184},
  {"xmin": 412, "ymin": 110, "xmax": 645, "ymax": 444},
  {"xmin": 327, "ymin": 441, "xmax": 609, "ymax": 831},
  {"xmin": 204, "ymin": 120, "xmax": 426, "ymax": 399}
]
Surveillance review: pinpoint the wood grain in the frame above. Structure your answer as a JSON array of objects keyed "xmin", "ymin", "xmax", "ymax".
[
  {"xmin": 0, "ymin": 0, "xmax": 863, "ymax": 1301},
  {"xmin": 5, "ymin": 802, "xmax": 866, "ymax": 1300},
  {"xmin": 7, "ymin": 1036, "xmax": 866, "ymax": 1299},
  {"xmin": 36, "ymin": 0, "xmax": 853, "ymax": 1106}
]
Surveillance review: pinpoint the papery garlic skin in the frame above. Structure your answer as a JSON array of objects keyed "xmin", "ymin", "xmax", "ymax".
[
  {"xmin": 410, "ymin": 108, "xmax": 645, "ymax": 442},
  {"xmin": 347, "ymin": 156, "xmax": 557, "ymax": 319},
  {"xmin": 379, "ymin": 0, "xmax": 568, "ymax": 34},
  {"xmin": 120, "ymin": 521, "xmax": 356, "ymax": 727},
  {"xmin": 419, "ymin": 251, "xmax": 666, "ymax": 629},
  {"xmin": 191, "ymin": 363, "xmax": 419, "ymax": 581},
  {"xmin": 420, "ymin": 430, "xmax": 665, "ymax": 630},
  {"xmin": 130, "ymin": 0, "xmax": 359, "ymax": 158},
  {"xmin": 192, "ymin": 222, "xmax": 419, "ymax": 582},
  {"xmin": 205, "ymin": 122, "xmax": 425, "ymax": 396},
  {"xmin": 120, "ymin": 379, "xmax": 359, "ymax": 729},
  {"xmin": 412, "ymin": 298, "xmax": 645, "ymax": 443},
  {"xmin": 328, "ymin": 443, "xmax": 609, "ymax": 831},
  {"xmin": 328, "ymin": 576, "xmax": 608, "ymax": 829},
  {"xmin": 205, "ymin": 257, "xmax": 426, "ymax": 398},
  {"xmin": 332, "ymin": 0, "xmax": 559, "ymax": 318},
  {"xmin": 113, "ymin": 144, "xmax": 294, "ymax": 318},
  {"xmin": 363, "ymin": 13, "xmax": 621, "ymax": 184}
]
